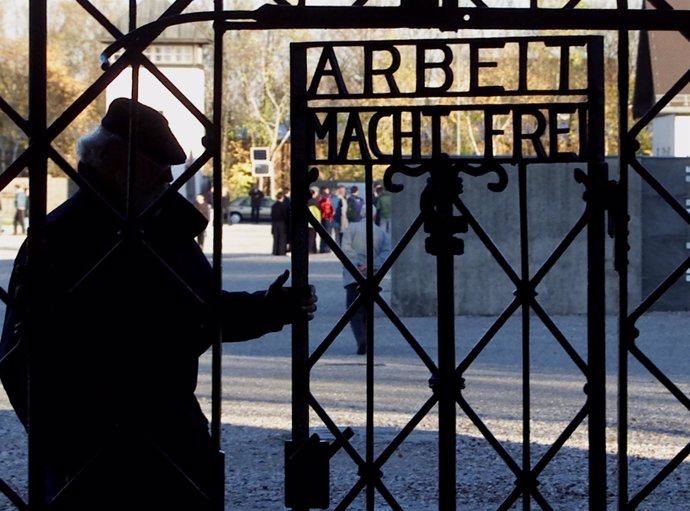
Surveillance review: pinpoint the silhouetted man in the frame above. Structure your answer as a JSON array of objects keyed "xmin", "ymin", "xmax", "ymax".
[{"xmin": 0, "ymin": 98, "xmax": 316, "ymax": 510}]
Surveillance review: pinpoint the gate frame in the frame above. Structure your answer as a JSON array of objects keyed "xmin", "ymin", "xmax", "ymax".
[
  {"xmin": 288, "ymin": 34, "xmax": 608, "ymax": 510},
  {"xmin": 0, "ymin": 1, "xmax": 688, "ymax": 510}
]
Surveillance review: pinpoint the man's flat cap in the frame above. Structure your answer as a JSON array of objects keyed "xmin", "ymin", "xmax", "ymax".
[{"xmin": 101, "ymin": 98, "xmax": 186, "ymax": 165}]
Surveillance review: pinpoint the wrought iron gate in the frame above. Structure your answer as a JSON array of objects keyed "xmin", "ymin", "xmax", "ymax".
[
  {"xmin": 287, "ymin": 35, "xmax": 609, "ymax": 510},
  {"xmin": 0, "ymin": 1, "xmax": 689, "ymax": 510}
]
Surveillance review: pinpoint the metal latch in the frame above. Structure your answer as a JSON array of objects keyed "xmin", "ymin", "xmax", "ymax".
[{"xmin": 285, "ymin": 428, "xmax": 354, "ymax": 509}]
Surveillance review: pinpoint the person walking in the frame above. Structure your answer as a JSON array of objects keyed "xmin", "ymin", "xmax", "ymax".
[
  {"xmin": 271, "ymin": 191, "xmax": 290, "ymax": 255},
  {"xmin": 318, "ymin": 185, "xmax": 335, "ymax": 253},
  {"xmin": 307, "ymin": 186, "xmax": 321, "ymax": 254},
  {"xmin": 194, "ymin": 193, "xmax": 211, "ymax": 248},
  {"xmin": 0, "ymin": 98, "xmax": 317, "ymax": 510},
  {"xmin": 341, "ymin": 205, "xmax": 391, "ymax": 355},
  {"xmin": 13, "ymin": 184, "xmax": 27, "ymax": 235}
]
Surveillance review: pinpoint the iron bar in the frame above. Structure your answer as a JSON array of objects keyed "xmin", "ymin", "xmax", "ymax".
[
  {"xmin": 373, "ymin": 395, "xmax": 439, "ymax": 471},
  {"xmin": 456, "ymin": 394, "xmax": 522, "ymax": 479},
  {"xmin": 628, "ymin": 159, "xmax": 690, "ymax": 225},
  {"xmin": 628, "ymin": 343, "xmax": 690, "ymax": 410},
  {"xmin": 431, "ymin": 169, "xmax": 458, "ymax": 510},
  {"xmin": 233, "ymin": 6, "xmax": 690, "ymax": 31},
  {"xmin": 27, "ymin": 1, "xmax": 48, "ymax": 508},
  {"xmin": 289, "ymin": 42, "xmax": 311, "ymax": 511},
  {"xmin": 365, "ymin": 164, "xmax": 375, "ymax": 510},
  {"xmin": 628, "ymin": 442, "xmax": 690, "ymax": 508},
  {"xmin": 628, "ymin": 257, "xmax": 690, "ymax": 323},
  {"xmin": 528, "ymin": 212, "xmax": 588, "ymax": 289},
  {"xmin": 617, "ymin": 17, "xmax": 632, "ymax": 503},
  {"xmin": 456, "ymin": 298, "xmax": 521, "ymax": 373},
  {"xmin": 307, "ymin": 395, "xmax": 366, "ymax": 470},
  {"xmin": 211, "ymin": 2, "xmax": 225, "ymax": 509},
  {"xmin": 98, "ymin": 7, "xmax": 690, "ymax": 68},
  {"xmin": 585, "ymin": 37, "xmax": 608, "ymax": 511},
  {"xmin": 454, "ymin": 198, "xmax": 522, "ymax": 288},
  {"xmin": 375, "ymin": 295, "xmax": 439, "ymax": 374},
  {"xmin": 518, "ymin": 162, "xmax": 531, "ymax": 511}
]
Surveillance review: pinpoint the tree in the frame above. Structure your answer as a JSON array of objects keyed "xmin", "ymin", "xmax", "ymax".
[{"xmin": 0, "ymin": 1, "xmax": 117, "ymax": 175}]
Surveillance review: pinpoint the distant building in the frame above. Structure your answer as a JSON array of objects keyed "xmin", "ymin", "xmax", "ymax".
[
  {"xmin": 634, "ymin": 0, "xmax": 690, "ymax": 156},
  {"xmin": 104, "ymin": 1, "xmax": 211, "ymax": 199}
]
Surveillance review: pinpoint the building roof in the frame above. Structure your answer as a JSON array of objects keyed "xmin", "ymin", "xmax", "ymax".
[
  {"xmin": 109, "ymin": 0, "xmax": 210, "ymax": 44},
  {"xmin": 634, "ymin": 0, "xmax": 690, "ymax": 117}
]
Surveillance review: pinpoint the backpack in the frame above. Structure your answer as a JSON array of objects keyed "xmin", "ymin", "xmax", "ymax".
[
  {"xmin": 319, "ymin": 196, "xmax": 335, "ymax": 222},
  {"xmin": 347, "ymin": 194, "xmax": 364, "ymax": 222}
]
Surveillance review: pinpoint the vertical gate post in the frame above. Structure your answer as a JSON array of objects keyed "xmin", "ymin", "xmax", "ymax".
[
  {"xmin": 421, "ymin": 163, "xmax": 467, "ymax": 510},
  {"xmin": 616, "ymin": 27, "xmax": 631, "ymax": 511},
  {"xmin": 434, "ymin": 171, "xmax": 457, "ymax": 510},
  {"xmin": 211, "ymin": 2, "xmax": 226, "ymax": 508},
  {"xmin": 585, "ymin": 36, "xmax": 608, "ymax": 511},
  {"xmin": 288, "ymin": 42, "xmax": 312, "ymax": 511},
  {"xmin": 28, "ymin": 1, "xmax": 49, "ymax": 507}
]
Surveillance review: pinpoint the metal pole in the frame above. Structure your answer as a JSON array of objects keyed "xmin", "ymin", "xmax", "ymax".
[
  {"xmin": 28, "ymin": 0, "xmax": 48, "ymax": 508},
  {"xmin": 289, "ymin": 43, "xmax": 311, "ymax": 511},
  {"xmin": 586, "ymin": 36, "xmax": 608, "ymax": 510},
  {"xmin": 431, "ymin": 169, "xmax": 457, "ymax": 510},
  {"xmin": 365, "ymin": 166, "xmax": 376, "ymax": 510},
  {"xmin": 518, "ymin": 162, "xmax": 531, "ymax": 511},
  {"xmin": 211, "ymin": 1, "xmax": 226, "ymax": 509},
  {"xmin": 617, "ymin": 24, "xmax": 630, "ymax": 511}
]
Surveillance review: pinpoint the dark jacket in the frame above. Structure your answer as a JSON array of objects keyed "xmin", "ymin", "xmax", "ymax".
[{"xmin": 0, "ymin": 187, "xmax": 294, "ymax": 508}]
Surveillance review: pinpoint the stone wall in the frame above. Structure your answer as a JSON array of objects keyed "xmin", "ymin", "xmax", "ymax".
[
  {"xmin": 390, "ymin": 158, "xmax": 643, "ymax": 316},
  {"xmin": 639, "ymin": 157, "xmax": 690, "ymax": 311}
]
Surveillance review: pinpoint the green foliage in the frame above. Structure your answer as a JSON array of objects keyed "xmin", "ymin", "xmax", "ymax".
[{"xmin": 222, "ymin": 140, "xmax": 255, "ymax": 199}]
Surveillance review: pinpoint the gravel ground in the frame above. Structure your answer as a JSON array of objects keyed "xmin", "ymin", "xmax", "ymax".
[{"xmin": 1, "ymin": 224, "xmax": 689, "ymax": 510}]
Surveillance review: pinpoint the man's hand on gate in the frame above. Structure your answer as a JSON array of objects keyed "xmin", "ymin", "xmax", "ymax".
[{"xmin": 266, "ymin": 270, "xmax": 317, "ymax": 323}]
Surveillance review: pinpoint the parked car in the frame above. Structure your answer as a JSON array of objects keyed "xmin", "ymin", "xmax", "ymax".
[{"xmin": 228, "ymin": 196, "xmax": 275, "ymax": 223}]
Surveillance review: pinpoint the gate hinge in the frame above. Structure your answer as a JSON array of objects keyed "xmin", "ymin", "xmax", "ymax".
[
  {"xmin": 285, "ymin": 428, "xmax": 354, "ymax": 509},
  {"xmin": 574, "ymin": 166, "xmax": 629, "ymax": 273},
  {"xmin": 604, "ymin": 179, "xmax": 630, "ymax": 273}
]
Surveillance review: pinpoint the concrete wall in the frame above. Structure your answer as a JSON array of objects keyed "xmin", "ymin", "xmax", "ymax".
[
  {"xmin": 639, "ymin": 157, "xmax": 690, "ymax": 311},
  {"xmin": 652, "ymin": 115, "xmax": 690, "ymax": 157},
  {"xmin": 391, "ymin": 159, "xmax": 641, "ymax": 316}
]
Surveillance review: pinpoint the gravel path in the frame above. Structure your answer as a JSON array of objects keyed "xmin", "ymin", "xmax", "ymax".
[{"xmin": 1, "ymin": 224, "xmax": 689, "ymax": 510}]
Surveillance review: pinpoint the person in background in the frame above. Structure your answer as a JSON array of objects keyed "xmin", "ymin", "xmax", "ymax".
[
  {"xmin": 341, "ymin": 205, "xmax": 391, "ymax": 355},
  {"xmin": 282, "ymin": 188, "xmax": 292, "ymax": 252},
  {"xmin": 249, "ymin": 185, "xmax": 264, "ymax": 223},
  {"xmin": 220, "ymin": 186, "xmax": 231, "ymax": 224},
  {"xmin": 331, "ymin": 185, "xmax": 347, "ymax": 245},
  {"xmin": 318, "ymin": 185, "xmax": 335, "ymax": 253},
  {"xmin": 346, "ymin": 185, "xmax": 364, "ymax": 224},
  {"xmin": 13, "ymin": 184, "xmax": 27, "ymax": 235},
  {"xmin": 0, "ymin": 98, "xmax": 317, "ymax": 510},
  {"xmin": 374, "ymin": 183, "xmax": 392, "ymax": 234},
  {"xmin": 194, "ymin": 193, "xmax": 211, "ymax": 248},
  {"xmin": 271, "ymin": 191, "xmax": 289, "ymax": 256},
  {"xmin": 307, "ymin": 186, "xmax": 321, "ymax": 254}
]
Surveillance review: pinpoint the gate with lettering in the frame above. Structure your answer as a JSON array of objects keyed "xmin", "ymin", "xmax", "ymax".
[{"xmin": 287, "ymin": 35, "xmax": 607, "ymax": 510}]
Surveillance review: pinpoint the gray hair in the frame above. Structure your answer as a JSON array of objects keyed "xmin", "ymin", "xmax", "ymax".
[{"xmin": 76, "ymin": 126, "xmax": 127, "ymax": 173}]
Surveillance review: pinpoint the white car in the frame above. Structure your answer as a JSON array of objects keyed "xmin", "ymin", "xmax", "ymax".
[{"xmin": 228, "ymin": 196, "xmax": 275, "ymax": 224}]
